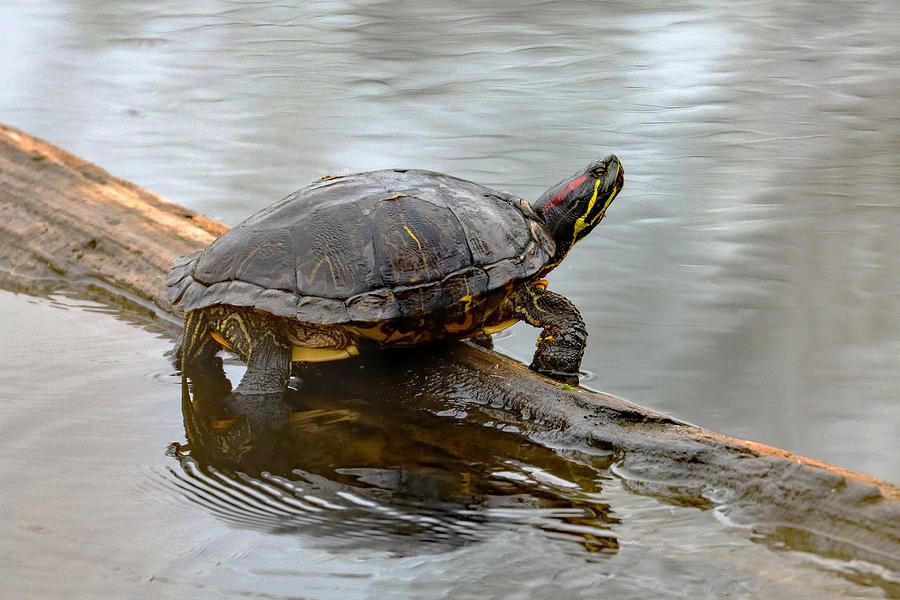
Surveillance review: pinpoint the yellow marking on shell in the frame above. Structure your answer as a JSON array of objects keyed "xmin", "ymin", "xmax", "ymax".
[
  {"xmin": 459, "ymin": 292, "xmax": 474, "ymax": 311},
  {"xmin": 443, "ymin": 311, "xmax": 476, "ymax": 335},
  {"xmin": 403, "ymin": 225, "xmax": 423, "ymax": 252},
  {"xmin": 291, "ymin": 345, "xmax": 359, "ymax": 362},
  {"xmin": 533, "ymin": 279, "xmax": 549, "ymax": 290},
  {"xmin": 210, "ymin": 331, "xmax": 232, "ymax": 350},
  {"xmin": 323, "ymin": 255, "xmax": 341, "ymax": 288},
  {"xmin": 478, "ymin": 319, "xmax": 519, "ymax": 336},
  {"xmin": 305, "ymin": 252, "xmax": 342, "ymax": 289}
]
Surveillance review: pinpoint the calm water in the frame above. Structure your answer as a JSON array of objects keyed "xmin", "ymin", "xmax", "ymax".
[
  {"xmin": 1, "ymin": 290, "xmax": 889, "ymax": 598},
  {"xmin": 1, "ymin": 1, "xmax": 899, "ymax": 598}
]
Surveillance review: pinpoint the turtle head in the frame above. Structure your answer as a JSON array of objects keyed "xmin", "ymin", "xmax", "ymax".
[{"xmin": 532, "ymin": 154, "xmax": 623, "ymax": 267}]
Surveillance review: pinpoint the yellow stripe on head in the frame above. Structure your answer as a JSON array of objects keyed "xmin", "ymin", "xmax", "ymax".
[{"xmin": 571, "ymin": 178, "xmax": 603, "ymax": 244}]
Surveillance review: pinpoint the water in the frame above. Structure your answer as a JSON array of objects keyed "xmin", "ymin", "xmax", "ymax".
[
  {"xmin": 1, "ymin": 1, "xmax": 899, "ymax": 597},
  {"xmin": 1, "ymin": 290, "xmax": 889, "ymax": 598}
]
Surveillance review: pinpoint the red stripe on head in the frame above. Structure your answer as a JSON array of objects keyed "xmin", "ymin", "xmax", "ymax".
[{"xmin": 541, "ymin": 175, "xmax": 587, "ymax": 214}]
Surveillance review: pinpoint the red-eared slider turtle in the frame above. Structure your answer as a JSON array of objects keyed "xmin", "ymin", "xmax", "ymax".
[{"xmin": 168, "ymin": 155, "xmax": 623, "ymax": 394}]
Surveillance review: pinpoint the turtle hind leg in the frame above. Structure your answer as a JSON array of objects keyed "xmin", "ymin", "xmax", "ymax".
[
  {"xmin": 178, "ymin": 309, "xmax": 220, "ymax": 370},
  {"xmin": 512, "ymin": 284, "xmax": 587, "ymax": 385},
  {"xmin": 178, "ymin": 309, "xmax": 231, "ymax": 393}
]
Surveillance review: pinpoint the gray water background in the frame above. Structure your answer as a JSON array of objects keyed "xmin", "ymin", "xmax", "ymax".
[{"xmin": 1, "ymin": 1, "xmax": 898, "ymax": 598}]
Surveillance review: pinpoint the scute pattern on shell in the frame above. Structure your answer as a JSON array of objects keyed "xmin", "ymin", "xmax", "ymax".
[{"xmin": 167, "ymin": 169, "xmax": 555, "ymax": 324}]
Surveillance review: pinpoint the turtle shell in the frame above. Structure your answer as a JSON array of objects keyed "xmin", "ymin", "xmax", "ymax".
[{"xmin": 167, "ymin": 169, "xmax": 555, "ymax": 324}]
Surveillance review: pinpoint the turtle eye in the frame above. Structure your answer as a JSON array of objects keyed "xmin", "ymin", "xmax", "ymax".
[{"xmin": 589, "ymin": 165, "xmax": 606, "ymax": 178}]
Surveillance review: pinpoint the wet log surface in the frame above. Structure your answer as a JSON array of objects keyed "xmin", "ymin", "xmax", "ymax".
[{"xmin": 1, "ymin": 123, "xmax": 897, "ymax": 577}]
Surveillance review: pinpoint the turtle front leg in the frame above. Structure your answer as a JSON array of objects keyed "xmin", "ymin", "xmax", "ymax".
[
  {"xmin": 234, "ymin": 330, "xmax": 292, "ymax": 395},
  {"xmin": 512, "ymin": 284, "xmax": 588, "ymax": 385},
  {"xmin": 217, "ymin": 310, "xmax": 293, "ymax": 396}
]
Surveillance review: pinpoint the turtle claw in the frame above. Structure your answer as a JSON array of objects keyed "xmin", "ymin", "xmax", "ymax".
[{"xmin": 530, "ymin": 363, "xmax": 580, "ymax": 386}]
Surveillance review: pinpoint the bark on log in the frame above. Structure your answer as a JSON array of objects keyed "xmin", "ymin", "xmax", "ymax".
[{"xmin": 1, "ymin": 123, "xmax": 897, "ymax": 576}]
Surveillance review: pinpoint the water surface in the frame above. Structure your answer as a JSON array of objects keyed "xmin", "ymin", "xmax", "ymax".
[{"xmin": 1, "ymin": 290, "xmax": 889, "ymax": 598}]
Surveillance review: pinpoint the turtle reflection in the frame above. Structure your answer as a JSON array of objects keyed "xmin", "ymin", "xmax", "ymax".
[{"xmin": 173, "ymin": 357, "xmax": 620, "ymax": 554}]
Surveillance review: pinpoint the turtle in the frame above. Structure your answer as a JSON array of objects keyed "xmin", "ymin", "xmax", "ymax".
[{"xmin": 167, "ymin": 154, "xmax": 624, "ymax": 395}]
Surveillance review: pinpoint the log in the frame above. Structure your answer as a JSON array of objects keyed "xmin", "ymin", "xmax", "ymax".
[{"xmin": 1, "ymin": 123, "xmax": 897, "ymax": 576}]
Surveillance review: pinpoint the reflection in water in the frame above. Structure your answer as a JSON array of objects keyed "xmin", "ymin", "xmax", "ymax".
[
  {"xmin": 174, "ymin": 358, "xmax": 619, "ymax": 555},
  {"xmin": 168, "ymin": 348, "xmax": 899, "ymax": 595},
  {"xmin": 172, "ymin": 353, "xmax": 899, "ymax": 595}
]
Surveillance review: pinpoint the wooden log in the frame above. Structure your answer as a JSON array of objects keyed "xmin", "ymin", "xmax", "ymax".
[{"xmin": 1, "ymin": 123, "xmax": 897, "ymax": 576}]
